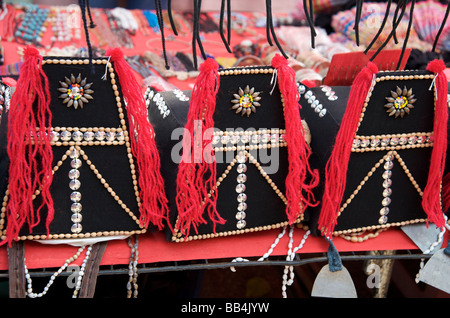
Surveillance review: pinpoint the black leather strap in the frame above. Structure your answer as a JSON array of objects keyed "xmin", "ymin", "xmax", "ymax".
[
  {"xmin": 78, "ymin": 241, "xmax": 108, "ymax": 298},
  {"xmin": 7, "ymin": 241, "xmax": 26, "ymax": 298}
]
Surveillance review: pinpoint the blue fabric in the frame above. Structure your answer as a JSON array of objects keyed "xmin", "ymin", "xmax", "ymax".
[
  {"xmin": 444, "ymin": 238, "xmax": 450, "ymax": 256},
  {"xmin": 325, "ymin": 237, "xmax": 343, "ymax": 272}
]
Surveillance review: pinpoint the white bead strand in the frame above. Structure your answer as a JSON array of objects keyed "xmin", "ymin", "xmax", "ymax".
[
  {"xmin": 282, "ymin": 226, "xmax": 310, "ymax": 298},
  {"xmin": 72, "ymin": 245, "xmax": 93, "ymax": 298},
  {"xmin": 25, "ymin": 246, "xmax": 86, "ymax": 298}
]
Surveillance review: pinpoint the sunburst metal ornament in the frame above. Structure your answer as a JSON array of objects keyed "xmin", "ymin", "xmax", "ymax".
[
  {"xmin": 58, "ymin": 73, "xmax": 94, "ymax": 109},
  {"xmin": 231, "ymin": 85, "xmax": 261, "ymax": 117},
  {"xmin": 384, "ymin": 86, "xmax": 416, "ymax": 118}
]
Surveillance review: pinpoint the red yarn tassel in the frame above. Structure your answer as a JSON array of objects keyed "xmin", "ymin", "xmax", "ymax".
[
  {"xmin": 175, "ymin": 58, "xmax": 225, "ymax": 236},
  {"xmin": 318, "ymin": 62, "xmax": 378, "ymax": 238},
  {"xmin": 4, "ymin": 46, "xmax": 54, "ymax": 246},
  {"xmin": 107, "ymin": 48, "xmax": 169, "ymax": 230},
  {"xmin": 422, "ymin": 59, "xmax": 448, "ymax": 229},
  {"xmin": 442, "ymin": 172, "xmax": 450, "ymax": 214},
  {"xmin": 271, "ymin": 54, "xmax": 319, "ymax": 224}
]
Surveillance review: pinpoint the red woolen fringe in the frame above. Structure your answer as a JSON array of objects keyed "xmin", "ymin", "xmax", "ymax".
[
  {"xmin": 107, "ymin": 48, "xmax": 169, "ymax": 230},
  {"xmin": 318, "ymin": 62, "xmax": 378, "ymax": 238},
  {"xmin": 422, "ymin": 59, "xmax": 448, "ymax": 229},
  {"xmin": 271, "ymin": 54, "xmax": 319, "ymax": 224},
  {"xmin": 443, "ymin": 172, "xmax": 450, "ymax": 214},
  {"xmin": 3, "ymin": 46, "xmax": 54, "ymax": 246},
  {"xmin": 175, "ymin": 58, "xmax": 225, "ymax": 236}
]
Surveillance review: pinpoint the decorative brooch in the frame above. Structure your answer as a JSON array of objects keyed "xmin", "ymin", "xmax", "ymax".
[
  {"xmin": 384, "ymin": 86, "xmax": 416, "ymax": 118},
  {"xmin": 231, "ymin": 85, "xmax": 261, "ymax": 117},
  {"xmin": 58, "ymin": 73, "xmax": 94, "ymax": 109}
]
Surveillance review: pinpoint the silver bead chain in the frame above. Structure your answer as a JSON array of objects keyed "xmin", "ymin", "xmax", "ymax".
[
  {"xmin": 282, "ymin": 226, "xmax": 310, "ymax": 298},
  {"xmin": 126, "ymin": 235, "xmax": 139, "ymax": 298},
  {"xmin": 72, "ymin": 245, "xmax": 93, "ymax": 298},
  {"xmin": 24, "ymin": 245, "xmax": 88, "ymax": 298},
  {"xmin": 415, "ymin": 218, "xmax": 449, "ymax": 283},
  {"xmin": 230, "ymin": 226, "xmax": 287, "ymax": 272}
]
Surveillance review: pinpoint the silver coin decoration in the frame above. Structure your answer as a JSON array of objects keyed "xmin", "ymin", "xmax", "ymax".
[
  {"xmin": 48, "ymin": 129, "xmax": 125, "ymax": 143},
  {"xmin": 69, "ymin": 147, "xmax": 83, "ymax": 233},
  {"xmin": 235, "ymin": 151, "xmax": 248, "ymax": 229},
  {"xmin": 352, "ymin": 133, "xmax": 433, "ymax": 151},
  {"xmin": 379, "ymin": 153, "xmax": 393, "ymax": 225}
]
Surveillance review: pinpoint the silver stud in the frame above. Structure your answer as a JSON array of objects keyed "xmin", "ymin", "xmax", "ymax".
[
  {"xmin": 236, "ymin": 211, "xmax": 246, "ymax": 220},
  {"xmin": 237, "ymin": 202, "xmax": 247, "ymax": 211},
  {"xmin": 95, "ymin": 131, "xmax": 106, "ymax": 141},
  {"xmin": 71, "ymin": 223, "xmax": 83, "ymax": 233},
  {"xmin": 237, "ymin": 193, "xmax": 247, "ymax": 202},
  {"xmin": 382, "ymin": 197, "xmax": 391, "ymax": 206},
  {"xmin": 382, "ymin": 170, "xmax": 392, "ymax": 179},
  {"xmin": 236, "ymin": 220, "xmax": 247, "ymax": 229},
  {"xmin": 84, "ymin": 131, "xmax": 95, "ymax": 141},
  {"xmin": 60, "ymin": 130, "xmax": 71, "ymax": 141},
  {"xmin": 237, "ymin": 174, "xmax": 247, "ymax": 184},
  {"xmin": 70, "ymin": 191, "xmax": 82, "ymax": 202},
  {"xmin": 69, "ymin": 179, "xmax": 81, "ymax": 191},
  {"xmin": 68, "ymin": 169, "xmax": 80, "ymax": 179},
  {"xmin": 71, "ymin": 202, "xmax": 82, "ymax": 213},
  {"xmin": 235, "ymin": 183, "xmax": 246, "ymax": 193},
  {"xmin": 71, "ymin": 158, "xmax": 82, "ymax": 169},
  {"xmin": 237, "ymin": 164, "xmax": 247, "ymax": 174},
  {"xmin": 378, "ymin": 215, "xmax": 388, "ymax": 224},
  {"xmin": 383, "ymin": 188, "xmax": 392, "ymax": 197},
  {"xmin": 318, "ymin": 109, "xmax": 327, "ymax": 117},
  {"xmin": 72, "ymin": 131, "xmax": 83, "ymax": 142},
  {"xmin": 71, "ymin": 213, "xmax": 83, "ymax": 223},
  {"xmin": 380, "ymin": 207, "xmax": 390, "ymax": 216}
]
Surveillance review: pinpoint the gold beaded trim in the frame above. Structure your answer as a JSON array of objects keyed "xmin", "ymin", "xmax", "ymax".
[
  {"xmin": 338, "ymin": 228, "xmax": 387, "ymax": 242},
  {"xmin": 333, "ymin": 71, "xmax": 437, "ymax": 238},
  {"xmin": 218, "ymin": 66, "xmax": 274, "ymax": 77},
  {"xmin": 0, "ymin": 57, "xmax": 145, "ymax": 241},
  {"xmin": 171, "ymin": 150, "xmax": 298, "ymax": 242}
]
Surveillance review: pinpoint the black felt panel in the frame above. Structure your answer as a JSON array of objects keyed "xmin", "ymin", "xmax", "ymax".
[{"xmin": 43, "ymin": 58, "xmax": 122, "ymax": 128}]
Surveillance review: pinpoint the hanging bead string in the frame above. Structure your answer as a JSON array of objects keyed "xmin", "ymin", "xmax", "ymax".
[
  {"xmin": 24, "ymin": 245, "xmax": 87, "ymax": 298},
  {"xmin": 126, "ymin": 235, "xmax": 139, "ymax": 298},
  {"xmin": 72, "ymin": 245, "xmax": 93, "ymax": 298},
  {"xmin": 229, "ymin": 225, "xmax": 311, "ymax": 298},
  {"xmin": 415, "ymin": 216, "xmax": 449, "ymax": 284},
  {"xmin": 230, "ymin": 226, "xmax": 288, "ymax": 272},
  {"xmin": 281, "ymin": 226, "xmax": 310, "ymax": 298},
  {"xmin": 231, "ymin": 225, "xmax": 310, "ymax": 297}
]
